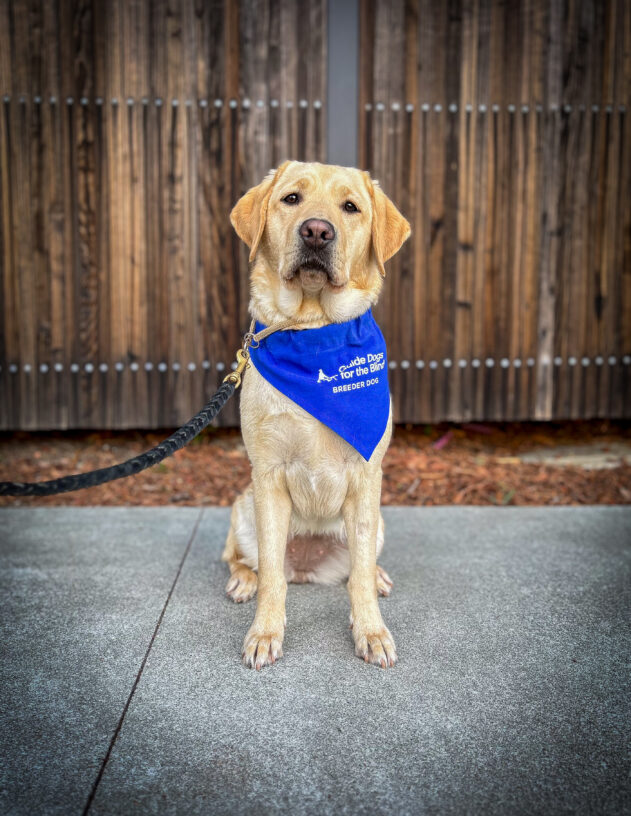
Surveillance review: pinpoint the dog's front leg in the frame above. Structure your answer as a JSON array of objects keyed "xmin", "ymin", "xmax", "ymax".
[
  {"xmin": 241, "ymin": 468, "xmax": 291, "ymax": 669},
  {"xmin": 343, "ymin": 471, "xmax": 397, "ymax": 668}
]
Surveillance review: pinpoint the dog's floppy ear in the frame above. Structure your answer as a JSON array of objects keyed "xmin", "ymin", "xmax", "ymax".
[
  {"xmin": 231, "ymin": 161, "xmax": 292, "ymax": 262},
  {"xmin": 364, "ymin": 174, "xmax": 411, "ymax": 277}
]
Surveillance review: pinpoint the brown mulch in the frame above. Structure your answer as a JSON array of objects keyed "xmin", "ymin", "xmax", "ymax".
[{"xmin": 0, "ymin": 420, "xmax": 630, "ymax": 507}]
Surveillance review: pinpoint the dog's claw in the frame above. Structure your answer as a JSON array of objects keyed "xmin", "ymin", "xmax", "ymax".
[
  {"xmin": 354, "ymin": 625, "xmax": 397, "ymax": 668},
  {"xmin": 242, "ymin": 629, "xmax": 284, "ymax": 670}
]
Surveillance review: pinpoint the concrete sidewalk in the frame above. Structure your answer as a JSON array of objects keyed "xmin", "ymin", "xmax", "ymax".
[{"xmin": 0, "ymin": 507, "xmax": 629, "ymax": 816}]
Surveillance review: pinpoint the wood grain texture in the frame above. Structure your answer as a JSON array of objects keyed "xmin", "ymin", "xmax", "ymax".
[
  {"xmin": 0, "ymin": 0, "xmax": 629, "ymax": 428},
  {"xmin": 360, "ymin": 0, "xmax": 631, "ymax": 423},
  {"xmin": 0, "ymin": 0, "xmax": 327, "ymax": 429}
]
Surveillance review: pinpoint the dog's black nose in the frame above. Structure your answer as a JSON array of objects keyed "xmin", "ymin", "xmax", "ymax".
[{"xmin": 299, "ymin": 218, "xmax": 335, "ymax": 250}]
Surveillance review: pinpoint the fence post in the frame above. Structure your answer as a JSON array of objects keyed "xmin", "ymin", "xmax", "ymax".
[{"xmin": 327, "ymin": 0, "xmax": 359, "ymax": 167}]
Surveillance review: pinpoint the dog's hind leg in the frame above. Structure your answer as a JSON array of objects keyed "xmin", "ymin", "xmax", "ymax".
[
  {"xmin": 309, "ymin": 512, "xmax": 394, "ymax": 595},
  {"xmin": 223, "ymin": 534, "xmax": 258, "ymax": 603},
  {"xmin": 222, "ymin": 486, "xmax": 258, "ymax": 603},
  {"xmin": 376, "ymin": 565, "xmax": 393, "ymax": 596},
  {"xmin": 375, "ymin": 515, "xmax": 393, "ymax": 597}
]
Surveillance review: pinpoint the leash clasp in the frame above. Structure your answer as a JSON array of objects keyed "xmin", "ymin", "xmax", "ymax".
[
  {"xmin": 242, "ymin": 330, "xmax": 259, "ymax": 351},
  {"xmin": 223, "ymin": 348, "xmax": 250, "ymax": 388}
]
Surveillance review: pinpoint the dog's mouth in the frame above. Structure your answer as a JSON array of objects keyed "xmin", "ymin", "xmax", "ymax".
[{"xmin": 283, "ymin": 253, "xmax": 345, "ymax": 289}]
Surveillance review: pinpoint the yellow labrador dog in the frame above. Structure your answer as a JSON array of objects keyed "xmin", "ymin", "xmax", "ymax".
[{"xmin": 223, "ymin": 160, "xmax": 410, "ymax": 669}]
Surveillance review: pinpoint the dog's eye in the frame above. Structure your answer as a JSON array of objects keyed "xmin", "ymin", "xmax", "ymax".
[
  {"xmin": 343, "ymin": 201, "xmax": 359, "ymax": 213},
  {"xmin": 282, "ymin": 193, "xmax": 301, "ymax": 205}
]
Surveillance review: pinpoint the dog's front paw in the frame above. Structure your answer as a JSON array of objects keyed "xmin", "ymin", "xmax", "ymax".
[
  {"xmin": 242, "ymin": 626, "xmax": 284, "ymax": 670},
  {"xmin": 352, "ymin": 619, "xmax": 397, "ymax": 668},
  {"xmin": 226, "ymin": 566, "xmax": 258, "ymax": 603}
]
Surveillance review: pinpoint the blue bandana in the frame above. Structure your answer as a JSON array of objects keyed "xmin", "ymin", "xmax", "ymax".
[{"xmin": 248, "ymin": 310, "xmax": 390, "ymax": 460}]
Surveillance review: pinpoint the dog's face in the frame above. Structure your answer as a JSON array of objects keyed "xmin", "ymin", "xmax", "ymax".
[{"xmin": 231, "ymin": 161, "xmax": 410, "ymax": 323}]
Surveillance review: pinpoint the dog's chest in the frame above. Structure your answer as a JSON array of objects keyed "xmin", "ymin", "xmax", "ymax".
[{"xmin": 240, "ymin": 364, "xmax": 366, "ymax": 517}]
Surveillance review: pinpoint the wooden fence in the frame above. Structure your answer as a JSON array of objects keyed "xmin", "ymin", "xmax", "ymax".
[
  {"xmin": 0, "ymin": 0, "xmax": 629, "ymax": 429},
  {"xmin": 362, "ymin": 0, "xmax": 631, "ymax": 422}
]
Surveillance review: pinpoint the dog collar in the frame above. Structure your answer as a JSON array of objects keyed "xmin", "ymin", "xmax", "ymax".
[{"xmin": 248, "ymin": 310, "xmax": 390, "ymax": 460}]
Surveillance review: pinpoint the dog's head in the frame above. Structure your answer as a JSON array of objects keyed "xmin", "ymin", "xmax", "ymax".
[{"xmin": 231, "ymin": 160, "xmax": 410, "ymax": 324}]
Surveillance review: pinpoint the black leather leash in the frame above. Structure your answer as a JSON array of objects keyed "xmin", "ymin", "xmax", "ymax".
[
  {"xmin": 0, "ymin": 338, "xmax": 257, "ymax": 498},
  {"xmin": 0, "ymin": 315, "xmax": 319, "ymax": 498},
  {"xmin": 0, "ymin": 380, "xmax": 237, "ymax": 497}
]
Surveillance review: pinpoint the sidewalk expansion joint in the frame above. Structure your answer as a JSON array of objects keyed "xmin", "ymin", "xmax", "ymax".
[{"xmin": 81, "ymin": 507, "xmax": 205, "ymax": 815}]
